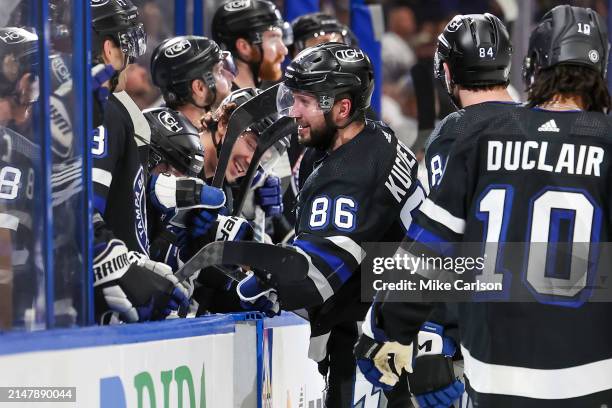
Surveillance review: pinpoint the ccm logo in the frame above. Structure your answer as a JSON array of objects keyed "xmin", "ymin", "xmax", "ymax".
[
  {"xmin": 335, "ymin": 48, "xmax": 365, "ymax": 62},
  {"xmin": 164, "ymin": 39, "xmax": 191, "ymax": 58}
]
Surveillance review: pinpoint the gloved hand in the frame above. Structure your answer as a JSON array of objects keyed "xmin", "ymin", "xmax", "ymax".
[
  {"xmin": 355, "ymin": 305, "xmax": 414, "ymax": 391},
  {"xmin": 236, "ymin": 270, "xmax": 280, "ymax": 317},
  {"xmin": 254, "ymin": 172, "xmax": 283, "ymax": 217},
  {"xmin": 410, "ymin": 322, "xmax": 464, "ymax": 408},
  {"xmin": 149, "ymin": 173, "xmax": 226, "ymax": 224},
  {"xmin": 91, "ymin": 63, "xmax": 115, "ymax": 128},
  {"xmin": 93, "ymin": 239, "xmax": 190, "ymax": 323}
]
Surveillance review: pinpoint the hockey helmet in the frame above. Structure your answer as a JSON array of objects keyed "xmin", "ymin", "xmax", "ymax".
[
  {"xmin": 151, "ymin": 35, "xmax": 236, "ymax": 107},
  {"xmin": 277, "ymin": 42, "xmax": 374, "ymax": 116},
  {"xmin": 523, "ymin": 5, "xmax": 609, "ymax": 84},
  {"xmin": 91, "ymin": 0, "xmax": 146, "ymax": 61},
  {"xmin": 212, "ymin": 0, "xmax": 286, "ymax": 51},
  {"xmin": 0, "ymin": 27, "xmax": 39, "ymax": 101},
  {"xmin": 435, "ymin": 13, "xmax": 512, "ymax": 90},
  {"xmin": 143, "ymin": 107, "xmax": 204, "ymax": 177},
  {"xmin": 291, "ymin": 12, "xmax": 349, "ymax": 54}
]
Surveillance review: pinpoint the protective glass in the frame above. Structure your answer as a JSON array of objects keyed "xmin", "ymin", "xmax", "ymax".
[
  {"xmin": 276, "ymin": 82, "xmax": 333, "ymax": 117},
  {"xmin": 119, "ymin": 23, "xmax": 147, "ymax": 58}
]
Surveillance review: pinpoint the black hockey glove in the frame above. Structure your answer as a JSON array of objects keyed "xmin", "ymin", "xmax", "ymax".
[{"xmin": 94, "ymin": 239, "xmax": 190, "ymax": 324}]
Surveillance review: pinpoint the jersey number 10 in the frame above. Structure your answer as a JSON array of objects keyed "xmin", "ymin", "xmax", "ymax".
[{"xmin": 476, "ymin": 185, "xmax": 600, "ymax": 306}]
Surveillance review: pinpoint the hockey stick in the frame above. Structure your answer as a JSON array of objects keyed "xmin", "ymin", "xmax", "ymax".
[
  {"xmin": 175, "ymin": 240, "xmax": 310, "ymax": 320},
  {"xmin": 232, "ymin": 116, "xmax": 296, "ymax": 216},
  {"xmin": 211, "ymin": 83, "xmax": 281, "ymax": 188},
  {"xmin": 175, "ymin": 240, "xmax": 307, "ymax": 286}
]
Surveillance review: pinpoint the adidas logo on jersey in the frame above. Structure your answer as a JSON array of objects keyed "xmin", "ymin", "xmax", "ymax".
[{"xmin": 538, "ymin": 119, "xmax": 560, "ymax": 132}]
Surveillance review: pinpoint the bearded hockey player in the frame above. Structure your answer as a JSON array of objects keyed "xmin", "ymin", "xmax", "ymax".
[
  {"xmin": 91, "ymin": 0, "xmax": 190, "ymax": 324},
  {"xmin": 212, "ymin": 0, "xmax": 289, "ymax": 89},
  {"xmin": 235, "ymin": 42, "xmax": 424, "ymax": 406},
  {"xmin": 356, "ymin": 5, "xmax": 612, "ymax": 407}
]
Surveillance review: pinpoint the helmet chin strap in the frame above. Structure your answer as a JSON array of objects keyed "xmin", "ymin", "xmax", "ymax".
[
  {"xmin": 444, "ymin": 76, "xmax": 462, "ymax": 110},
  {"xmin": 234, "ymin": 43, "xmax": 263, "ymax": 87}
]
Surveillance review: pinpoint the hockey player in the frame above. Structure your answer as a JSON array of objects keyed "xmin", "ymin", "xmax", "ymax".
[
  {"xmin": 426, "ymin": 13, "xmax": 516, "ymax": 191},
  {"xmin": 357, "ymin": 14, "xmax": 516, "ymax": 408},
  {"xmin": 211, "ymin": 0, "xmax": 288, "ymax": 89},
  {"xmin": 91, "ymin": 0, "xmax": 190, "ymax": 324},
  {"xmin": 0, "ymin": 27, "xmax": 40, "ymax": 329},
  {"xmin": 235, "ymin": 42, "xmax": 424, "ymax": 406},
  {"xmin": 150, "ymin": 35, "xmax": 236, "ymax": 125},
  {"xmin": 290, "ymin": 12, "xmax": 351, "ymax": 57},
  {"xmin": 356, "ymin": 5, "xmax": 612, "ymax": 407}
]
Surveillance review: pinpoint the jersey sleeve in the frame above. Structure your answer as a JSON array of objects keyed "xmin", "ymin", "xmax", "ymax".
[
  {"xmin": 424, "ymin": 112, "xmax": 461, "ymax": 191},
  {"xmin": 92, "ymin": 99, "xmax": 128, "ymax": 217}
]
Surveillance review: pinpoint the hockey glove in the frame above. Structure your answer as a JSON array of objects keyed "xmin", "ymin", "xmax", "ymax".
[
  {"xmin": 149, "ymin": 173, "xmax": 226, "ymax": 224},
  {"xmin": 94, "ymin": 239, "xmax": 190, "ymax": 323},
  {"xmin": 355, "ymin": 305, "xmax": 414, "ymax": 391},
  {"xmin": 91, "ymin": 63, "xmax": 115, "ymax": 127},
  {"xmin": 236, "ymin": 270, "xmax": 280, "ymax": 317},
  {"xmin": 410, "ymin": 322, "xmax": 464, "ymax": 408},
  {"xmin": 254, "ymin": 172, "xmax": 283, "ymax": 217}
]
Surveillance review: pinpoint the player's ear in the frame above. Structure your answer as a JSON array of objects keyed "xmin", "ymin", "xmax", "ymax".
[
  {"xmin": 102, "ymin": 37, "xmax": 119, "ymax": 67},
  {"xmin": 337, "ymin": 97, "xmax": 352, "ymax": 120},
  {"xmin": 191, "ymin": 78, "xmax": 207, "ymax": 102}
]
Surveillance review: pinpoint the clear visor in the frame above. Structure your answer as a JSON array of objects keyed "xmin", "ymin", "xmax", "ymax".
[
  {"xmin": 277, "ymin": 82, "xmax": 333, "ymax": 117},
  {"xmin": 282, "ymin": 22, "xmax": 294, "ymax": 46},
  {"xmin": 220, "ymin": 50, "xmax": 238, "ymax": 77},
  {"xmin": 299, "ymin": 31, "xmax": 346, "ymax": 52},
  {"xmin": 260, "ymin": 136, "xmax": 290, "ymax": 173},
  {"xmin": 119, "ymin": 23, "xmax": 147, "ymax": 58}
]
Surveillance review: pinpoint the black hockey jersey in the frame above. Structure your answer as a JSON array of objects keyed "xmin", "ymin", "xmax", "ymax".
[
  {"xmin": 93, "ymin": 92, "xmax": 151, "ymax": 254},
  {"xmin": 281, "ymin": 120, "xmax": 425, "ymax": 358},
  {"xmin": 0, "ymin": 126, "xmax": 41, "ymax": 325},
  {"xmin": 389, "ymin": 106, "xmax": 612, "ymax": 407},
  {"xmin": 424, "ymin": 101, "xmax": 520, "ymax": 190}
]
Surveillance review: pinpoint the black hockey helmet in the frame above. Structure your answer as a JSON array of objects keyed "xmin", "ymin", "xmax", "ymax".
[
  {"xmin": 212, "ymin": 0, "xmax": 286, "ymax": 51},
  {"xmin": 435, "ymin": 13, "xmax": 512, "ymax": 89},
  {"xmin": 523, "ymin": 5, "xmax": 609, "ymax": 85},
  {"xmin": 291, "ymin": 12, "xmax": 349, "ymax": 54},
  {"xmin": 151, "ymin": 35, "xmax": 236, "ymax": 107},
  {"xmin": 0, "ymin": 27, "xmax": 39, "ymax": 100},
  {"xmin": 143, "ymin": 107, "xmax": 204, "ymax": 177},
  {"xmin": 220, "ymin": 87, "xmax": 280, "ymax": 135},
  {"xmin": 278, "ymin": 42, "xmax": 374, "ymax": 116},
  {"xmin": 91, "ymin": 0, "xmax": 146, "ymax": 62}
]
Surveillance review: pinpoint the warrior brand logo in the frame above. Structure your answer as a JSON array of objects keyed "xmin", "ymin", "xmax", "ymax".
[
  {"xmin": 133, "ymin": 166, "xmax": 149, "ymax": 254},
  {"xmin": 164, "ymin": 39, "xmax": 191, "ymax": 58},
  {"xmin": 91, "ymin": 0, "xmax": 110, "ymax": 7},
  {"xmin": 157, "ymin": 111, "xmax": 183, "ymax": 133},
  {"xmin": 224, "ymin": 0, "xmax": 251, "ymax": 11},
  {"xmin": 94, "ymin": 251, "xmax": 129, "ymax": 283},
  {"xmin": 589, "ymin": 49, "xmax": 600, "ymax": 63},
  {"xmin": 335, "ymin": 48, "xmax": 365, "ymax": 63},
  {"xmin": 0, "ymin": 30, "xmax": 27, "ymax": 44},
  {"xmin": 446, "ymin": 18, "xmax": 463, "ymax": 32}
]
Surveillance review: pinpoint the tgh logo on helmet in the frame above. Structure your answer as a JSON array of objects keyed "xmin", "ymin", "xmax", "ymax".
[
  {"xmin": 158, "ymin": 111, "xmax": 183, "ymax": 133},
  {"xmin": 335, "ymin": 48, "xmax": 365, "ymax": 63},
  {"xmin": 0, "ymin": 30, "xmax": 28, "ymax": 44},
  {"xmin": 91, "ymin": 0, "xmax": 110, "ymax": 7},
  {"xmin": 224, "ymin": 0, "xmax": 251, "ymax": 12},
  {"xmin": 164, "ymin": 39, "xmax": 192, "ymax": 58},
  {"xmin": 446, "ymin": 18, "xmax": 463, "ymax": 33}
]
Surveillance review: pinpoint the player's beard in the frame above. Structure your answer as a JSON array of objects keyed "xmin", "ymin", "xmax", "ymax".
[
  {"xmin": 259, "ymin": 54, "xmax": 284, "ymax": 81},
  {"xmin": 300, "ymin": 120, "xmax": 335, "ymax": 151}
]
